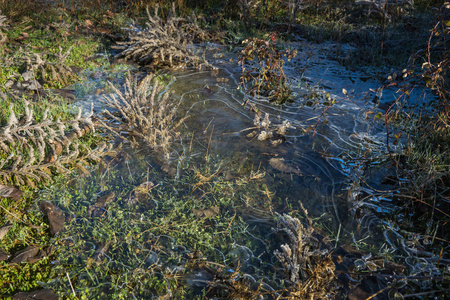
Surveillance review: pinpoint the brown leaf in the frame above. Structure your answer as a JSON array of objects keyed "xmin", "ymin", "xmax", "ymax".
[
  {"xmin": 0, "ymin": 184, "xmax": 23, "ymax": 200},
  {"xmin": 269, "ymin": 158, "xmax": 301, "ymax": 175},
  {"xmin": 85, "ymin": 19, "xmax": 93, "ymax": 27},
  {"xmin": 88, "ymin": 192, "xmax": 116, "ymax": 217},
  {"xmin": 0, "ymin": 248, "xmax": 10, "ymax": 262},
  {"xmin": 193, "ymin": 206, "xmax": 219, "ymax": 218},
  {"xmin": 26, "ymin": 245, "xmax": 55, "ymax": 263},
  {"xmin": 93, "ymin": 192, "xmax": 116, "ymax": 208},
  {"xmin": 0, "ymin": 223, "xmax": 12, "ymax": 240},
  {"xmin": 39, "ymin": 201, "xmax": 65, "ymax": 236},
  {"xmin": 10, "ymin": 245, "xmax": 40, "ymax": 264},
  {"xmin": 13, "ymin": 289, "xmax": 58, "ymax": 300}
]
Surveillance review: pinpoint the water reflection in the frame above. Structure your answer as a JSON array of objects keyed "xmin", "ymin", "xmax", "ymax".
[{"xmin": 42, "ymin": 41, "xmax": 435, "ymax": 298}]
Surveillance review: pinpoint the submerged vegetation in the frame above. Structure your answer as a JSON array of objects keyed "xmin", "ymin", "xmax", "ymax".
[{"xmin": 0, "ymin": 0, "xmax": 449, "ymax": 299}]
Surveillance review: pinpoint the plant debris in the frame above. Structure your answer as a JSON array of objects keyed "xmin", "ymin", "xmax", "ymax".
[
  {"xmin": 193, "ymin": 206, "xmax": 220, "ymax": 218},
  {"xmin": 88, "ymin": 192, "xmax": 116, "ymax": 217},
  {"xmin": 274, "ymin": 210, "xmax": 338, "ymax": 299}
]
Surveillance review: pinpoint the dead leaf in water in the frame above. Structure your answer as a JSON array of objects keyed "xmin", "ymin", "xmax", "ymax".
[
  {"xmin": 12, "ymin": 289, "xmax": 58, "ymax": 300},
  {"xmin": 10, "ymin": 246, "xmax": 40, "ymax": 264},
  {"xmin": 269, "ymin": 158, "xmax": 301, "ymax": 175},
  {"xmin": 0, "ymin": 248, "xmax": 10, "ymax": 261},
  {"xmin": 193, "ymin": 207, "xmax": 219, "ymax": 218},
  {"xmin": 89, "ymin": 192, "xmax": 116, "ymax": 217},
  {"xmin": 39, "ymin": 201, "xmax": 65, "ymax": 236},
  {"xmin": 0, "ymin": 184, "xmax": 23, "ymax": 200},
  {"xmin": 93, "ymin": 192, "xmax": 116, "ymax": 208},
  {"xmin": 0, "ymin": 223, "xmax": 12, "ymax": 240},
  {"xmin": 135, "ymin": 181, "xmax": 155, "ymax": 194}
]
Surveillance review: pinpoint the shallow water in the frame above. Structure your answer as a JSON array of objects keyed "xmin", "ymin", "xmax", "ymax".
[{"xmin": 39, "ymin": 41, "xmax": 436, "ymax": 298}]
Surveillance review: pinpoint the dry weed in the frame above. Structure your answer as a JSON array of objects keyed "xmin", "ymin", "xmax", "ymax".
[
  {"xmin": 274, "ymin": 207, "xmax": 338, "ymax": 299},
  {"xmin": 0, "ymin": 102, "xmax": 112, "ymax": 187},
  {"xmin": 114, "ymin": 4, "xmax": 212, "ymax": 70},
  {"xmin": 25, "ymin": 46, "xmax": 78, "ymax": 88},
  {"xmin": 0, "ymin": 10, "xmax": 7, "ymax": 44},
  {"xmin": 98, "ymin": 73, "xmax": 187, "ymax": 156}
]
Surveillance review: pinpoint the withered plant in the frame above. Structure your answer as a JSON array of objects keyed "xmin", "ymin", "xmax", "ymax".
[
  {"xmin": 0, "ymin": 101, "xmax": 111, "ymax": 187},
  {"xmin": 239, "ymin": 33, "xmax": 297, "ymax": 104},
  {"xmin": 25, "ymin": 46, "xmax": 79, "ymax": 89},
  {"xmin": 0, "ymin": 10, "xmax": 7, "ymax": 45},
  {"xmin": 274, "ymin": 208, "xmax": 338, "ymax": 299},
  {"xmin": 98, "ymin": 73, "xmax": 187, "ymax": 156},
  {"xmin": 114, "ymin": 4, "xmax": 212, "ymax": 70}
]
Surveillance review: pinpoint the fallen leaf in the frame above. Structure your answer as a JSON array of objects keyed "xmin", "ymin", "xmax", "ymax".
[
  {"xmin": 94, "ymin": 192, "xmax": 116, "ymax": 208},
  {"xmin": 0, "ymin": 248, "xmax": 10, "ymax": 261},
  {"xmin": 193, "ymin": 207, "xmax": 219, "ymax": 218},
  {"xmin": 135, "ymin": 181, "xmax": 155, "ymax": 194},
  {"xmin": 94, "ymin": 241, "xmax": 112, "ymax": 262},
  {"xmin": 88, "ymin": 192, "xmax": 116, "ymax": 217},
  {"xmin": 10, "ymin": 246, "xmax": 40, "ymax": 264},
  {"xmin": 85, "ymin": 19, "xmax": 94, "ymax": 27},
  {"xmin": 39, "ymin": 201, "xmax": 65, "ymax": 236},
  {"xmin": 0, "ymin": 223, "xmax": 12, "ymax": 240},
  {"xmin": 12, "ymin": 289, "xmax": 58, "ymax": 300},
  {"xmin": 0, "ymin": 184, "xmax": 23, "ymax": 200},
  {"xmin": 26, "ymin": 245, "xmax": 54, "ymax": 263},
  {"xmin": 269, "ymin": 158, "xmax": 301, "ymax": 175}
]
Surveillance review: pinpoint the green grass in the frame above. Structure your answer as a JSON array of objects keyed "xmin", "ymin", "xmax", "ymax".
[{"xmin": 36, "ymin": 150, "xmax": 274, "ymax": 298}]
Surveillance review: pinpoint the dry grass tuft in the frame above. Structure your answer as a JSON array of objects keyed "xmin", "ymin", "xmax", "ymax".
[
  {"xmin": 25, "ymin": 46, "xmax": 79, "ymax": 88},
  {"xmin": 274, "ymin": 206, "xmax": 338, "ymax": 299},
  {"xmin": 114, "ymin": 4, "xmax": 212, "ymax": 70},
  {"xmin": 0, "ymin": 10, "xmax": 7, "ymax": 44},
  {"xmin": 98, "ymin": 73, "xmax": 188, "ymax": 156}
]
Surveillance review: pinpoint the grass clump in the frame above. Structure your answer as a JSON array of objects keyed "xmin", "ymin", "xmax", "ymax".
[
  {"xmin": 114, "ymin": 4, "xmax": 212, "ymax": 70},
  {"xmin": 274, "ymin": 210, "xmax": 338, "ymax": 299},
  {"xmin": 0, "ymin": 97, "xmax": 110, "ymax": 187},
  {"xmin": 98, "ymin": 72, "xmax": 187, "ymax": 157}
]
